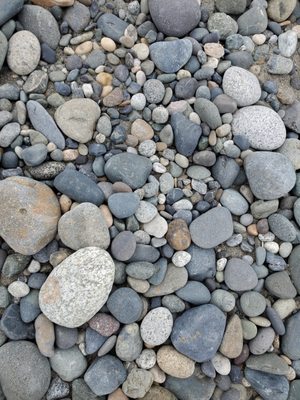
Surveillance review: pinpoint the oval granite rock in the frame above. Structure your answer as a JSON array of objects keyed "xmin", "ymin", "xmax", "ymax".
[
  {"xmin": 0, "ymin": 176, "xmax": 60, "ymax": 256},
  {"xmin": 171, "ymin": 304, "xmax": 226, "ymax": 363},
  {"xmin": 39, "ymin": 247, "xmax": 115, "ymax": 328}
]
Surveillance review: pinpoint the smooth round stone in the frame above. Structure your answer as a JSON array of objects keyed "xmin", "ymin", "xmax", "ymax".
[
  {"xmin": 278, "ymin": 139, "xmax": 300, "ymax": 171},
  {"xmin": 107, "ymin": 287, "xmax": 143, "ymax": 324},
  {"xmin": 39, "ymin": 248, "xmax": 115, "ymax": 328},
  {"xmin": 245, "ymin": 368, "xmax": 289, "ymax": 400},
  {"xmin": 207, "ymin": 12, "xmax": 238, "ymax": 40},
  {"xmin": 171, "ymin": 304, "xmax": 226, "ymax": 363},
  {"xmin": 55, "ymin": 326, "xmax": 78, "ymax": 350},
  {"xmin": 267, "ymin": 0, "xmax": 297, "ymax": 22},
  {"xmin": 0, "ymin": 0, "xmax": 24, "ymax": 26},
  {"xmin": 88, "ymin": 313, "xmax": 119, "ymax": 337},
  {"xmin": 22, "ymin": 144, "xmax": 47, "ymax": 167},
  {"xmin": 149, "ymin": 0, "xmax": 200, "ymax": 37},
  {"xmin": 268, "ymin": 213, "xmax": 296, "ymax": 242},
  {"xmin": 135, "ymin": 201, "xmax": 158, "ymax": 223},
  {"xmin": 149, "ymin": 39, "xmax": 193, "ymax": 74},
  {"xmin": 211, "ymin": 289, "xmax": 235, "ymax": 312},
  {"xmin": 0, "ymin": 122, "xmax": 20, "ymax": 147},
  {"xmin": 0, "ymin": 304, "xmax": 33, "ymax": 340},
  {"xmin": 278, "ymin": 30, "xmax": 298, "ymax": 57},
  {"xmin": 108, "ymin": 192, "xmax": 140, "ymax": 219},
  {"xmin": 172, "ymin": 251, "xmax": 191, "ymax": 268},
  {"xmin": 232, "ymin": 106, "xmax": 286, "ymax": 150},
  {"xmin": 35, "ymin": 313, "xmax": 55, "ymax": 357},
  {"xmin": 224, "ymin": 258, "xmax": 258, "ymax": 292},
  {"xmin": 8, "ymin": 281, "xmax": 29, "ymax": 298},
  {"xmin": 136, "ymin": 349, "xmax": 156, "ymax": 370},
  {"xmin": 244, "ymin": 152, "xmax": 296, "ymax": 200},
  {"xmin": 143, "ymin": 79, "xmax": 165, "ymax": 103},
  {"xmin": 0, "ymin": 341, "xmax": 51, "ymax": 400},
  {"xmin": 220, "ymin": 189, "xmax": 249, "ymax": 216},
  {"xmin": 190, "ymin": 206, "xmax": 233, "ymax": 249},
  {"xmin": 176, "ymin": 281, "xmax": 211, "ymax": 305},
  {"xmin": 215, "ymin": 0, "xmax": 246, "ymax": 14},
  {"xmin": 219, "ymin": 314, "xmax": 243, "ymax": 359},
  {"xmin": 20, "ymin": 290, "xmax": 40, "ymax": 323},
  {"xmin": 212, "ymin": 353, "xmax": 231, "ymax": 376},
  {"xmin": 242, "ymin": 320, "xmax": 257, "ymax": 340},
  {"xmin": 289, "ymin": 245, "xmax": 300, "ymax": 294},
  {"xmin": 55, "ymin": 99, "xmax": 100, "ymax": 143},
  {"xmin": 166, "ymin": 219, "xmax": 191, "ymax": 251},
  {"xmin": 122, "ymin": 368, "xmax": 153, "ymax": 399},
  {"xmin": 64, "ymin": 1, "xmax": 90, "ymax": 32},
  {"xmin": 50, "ymin": 346, "xmax": 87, "ymax": 382},
  {"xmin": 249, "ymin": 327, "xmax": 275, "ymax": 355},
  {"xmin": 126, "ymin": 262, "xmax": 157, "ymax": 280},
  {"xmin": 265, "ymin": 271, "xmax": 297, "ymax": 299},
  {"xmin": 223, "ymin": 67, "xmax": 261, "ymax": 107},
  {"xmin": 140, "ymin": 307, "xmax": 173, "ymax": 346},
  {"xmin": 0, "ymin": 176, "xmax": 60, "ymax": 255},
  {"xmin": 143, "ymin": 214, "xmax": 168, "ymax": 238},
  {"xmin": 58, "ymin": 202, "xmax": 110, "ymax": 251},
  {"xmin": 240, "ymin": 291, "xmax": 266, "ymax": 317},
  {"xmin": 111, "ymin": 231, "xmax": 136, "ymax": 261},
  {"xmin": 116, "ymin": 323, "xmax": 143, "ymax": 362},
  {"xmin": 157, "ymin": 345, "xmax": 195, "ymax": 379},
  {"xmin": 282, "ymin": 312, "xmax": 300, "ymax": 360},
  {"xmin": 186, "ymin": 245, "xmax": 216, "ymax": 281}
]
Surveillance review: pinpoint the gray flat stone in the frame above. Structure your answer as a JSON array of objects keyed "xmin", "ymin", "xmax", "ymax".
[{"xmin": 244, "ymin": 368, "xmax": 289, "ymax": 400}]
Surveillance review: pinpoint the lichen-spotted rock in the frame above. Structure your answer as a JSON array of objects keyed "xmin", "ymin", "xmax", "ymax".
[
  {"xmin": 39, "ymin": 247, "xmax": 115, "ymax": 328},
  {"xmin": 0, "ymin": 177, "xmax": 60, "ymax": 255}
]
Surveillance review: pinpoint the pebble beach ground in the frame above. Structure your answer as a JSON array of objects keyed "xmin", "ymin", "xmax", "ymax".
[{"xmin": 0, "ymin": 0, "xmax": 300, "ymax": 399}]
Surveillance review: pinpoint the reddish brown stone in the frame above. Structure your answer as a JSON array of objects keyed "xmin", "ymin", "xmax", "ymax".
[
  {"xmin": 88, "ymin": 313, "xmax": 120, "ymax": 337},
  {"xmin": 166, "ymin": 219, "xmax": 191, "ymax": 251}
]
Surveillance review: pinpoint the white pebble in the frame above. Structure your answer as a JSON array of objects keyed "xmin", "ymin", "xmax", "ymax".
[
  {"xmin": 279, "ymin": 242, "xmax": 293, "ymax": 258},
  {"xmin": 131, "ymin": 93, "xmax": 146, "ymax": 110},
  {"xmin": 8, "ymin": 281, "xmax": 30, "ymax": 298},
  {"xmin": 82, "ymin": 83, "xmax": 93, "ymax": 98},
  {"xmin": 28, "ymin": 259, "xmax": 41, "ymax": 273},
  {"xmin": 153, "ymin": 162, "xmax": 166, "ymax": 173},
  {"xmin": 217, "ymin": 258, "xmax": 227, "ymax": 272},
  {"xmin": 258, "ymin": 232, "xmax": 275, "ymax": 242},
  {"xmin": 216, "ymin": 271, "xmax": 224, "ymax": 283},
  {"xmin": 264, "ymin": 241, "xmax": 279, "ymax": 254},
  {"xmin": 172, "ymin": 251, "xmax": 192, "ymax": 267},
  {"xmin": 212, "ymin": 353, "xmax": 231, "ymax": 375},
  {"xmin": 136, "ymin": 349, "xmax": 156, "ymax": 369}
]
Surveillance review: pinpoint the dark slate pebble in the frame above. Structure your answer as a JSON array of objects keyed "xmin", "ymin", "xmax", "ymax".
[
  {"xmin": 46, "ymin": 376, "xmax": 70, "ymax": 400},
  {"xmin": 237, "ymin": 7, "xmax": 268, "ymax": 35},
  {"xmin": 171, "ymin": 304, "xmax": 226, "ymax": 362},
  {"xmin": 176, "ymin": 281, "xmax": 211, "ymax": 305},
  {"xmin": 0, "ymin": 0, "xmax": 24, "ymax": 26},
  {"xmin": 225, "ymin": 51, "xmax": 254, "ymax": 69},
  {"xmin": 85, "ymin": 50, "xmax": 106, "ymax": 69},
  {"xmin": 20, "ymin": 290, "xmax": 41, "ymax": 323},
  {"xmin": 84, "ymin": 355, "xmax": 127, "ymax": 396},
  {"xmin": 126, "ymin": 262, "xmax": 157, "ymax": 280},
  {"xmin": 97, "ymin": 13, "xmax": 129, "ymax": 43},
  {"xmin": 282, "ymin": 311, "xmax": 300, "ymax": 360},
  {"xmin": 186, "ymin": 245, "xmax": 216, "ymax": 281},
  {"xmin": 244, "ymin": 368, "xmax": 289, "ymax": 400},
  {"xmin": 64, "ymin": 1, "xmax": 90, "ymax": 33},
  {"xmin": 211, "ymin": 155, "xmax": 240, "ymax": 189},
  {"xmin": 128, "ymin": 244, "xmax": 160, "ymax": 263},
  {"xmin": 165, "ymin": 375, "xmax": 215, "ymax": 400},
  {"xmin": 175, "ymin": 78, "xmax": 198, "ymax": 99},
  {"xmin": 0, "ymin": 83, "xmax": 20, "ymax": 100},
  {"xmin": 54, "ymin": 168, "xmax": 105, "ymax": 206},
  {"xmin": 55, "ymin": 325, "xmax": 78, "ymax": 350},
  {"xmin": 22, "ymin": 144, "xmax": 48, "ymax": 167},
  {"xmin": 2, "ymin": 151, "xmax": 18, "ymax": 169},
  {"xmin": 171, "ymin": 112, "xmax": 202, "ymax": 157},
  {"xmin": 41, "ymin": 43, "xmax": 56, "ymax": 64},
  {"xmin": 108, "ymin": 192, "xmax": 140, "ymax": 219},
  {"xmin": 266, "ymin": 306, "xmax": 285, "ymax": 336},
  {"xmin": 54, "ymin": 82, "xmax": 71, "ymax": 97},
  {"xmin": 65, "ymin": 55, "xmax": 83, "ymax": 71},
  {"xmin": 107, "ymin": 287, "xmax": 143, "ymax": 324},
  {"xmin": 85, "ymin": 328, "xmax": 106, "ymax": 355},
  {"xmin": 0, "ymin": 304, "xmax": 34, "ymax": 340},
  {"xmin": 27, "ymin": 273, "xmax": 47, "ymax": 289},
  {"xmin": 233, "ymin": 134, "xmax": 250, "ymax": 150},
  {"xmin": 111, "ymin": 231, "xmax": 136, "ymax": 262}
]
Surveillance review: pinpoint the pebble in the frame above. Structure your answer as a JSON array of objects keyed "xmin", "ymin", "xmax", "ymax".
[
  {"xmin": 165, "ymin": 375, "xmax": 215, "ymax": 400},
  {"xmin": 50, "ymin": 346, "xmax": 87, "ymax": 382},
  {"xmin": 267, "ymin": 0, "xmax": 297, "ymax": 22},
  {"xmin": 8, "ymin": 281, "xmax": 29, "ymax": 298},
  {"xmin": 220, "ymin": 189, "xmax": 249, "ymax": 216},
  {"xmin": 116, "ymin": 323, "xmax": 143, "ymax": 362},
  {"xmin": 97, "ymin": 13, "xmax": 129, "ymax": 43},
  {"xmin": 176, "ymin": 281, "xmax": 211, "ymax": 305},
  {"xmin": 211, "ymin": 289, "xmax": 235, "ymax": 312},
  {"xmin": 237, "ymin": 6, "xmax": 268, "ymax": 35},
  {"xmin": 278, "ymin": 30, "xmax": 298, "ymax": 57},
  {"xmin": 145, "ymin": 264, "xmax": 188, "ymax": 297},
  {"xmin": 267, "ymin": 55, "xmax": 294, "ymax": 75},
  {"xmin": 140, "ymin": 307, "xmax": 173, "ymax": 346},
  {"xmin": 108, "ymin": 192, "xmax": 140, "ymax": 219},
  {"xmin": 157, "ymin": 345, "xmax": 195, "ymax": 379},
  {"xmin": 282, "ymin": 312, "xmax": 300, "ymax": 360},
  {"xmin": 278, "ymin": 139, "xmax": 300, "ymax": 171},
  {"xmin": 194, "ymin": 98, "xmax": 222, "ymax": 129},
  {"xmin": 245, "ymin": 368, "xmax": 289, "ymax": 400},
  {"xmin": 240, "ymin": 291, "xmax": 266, "ymax": 317},
  {"xmin": 0, "ymin": 122, "xmax": 20, "ymax": 147},
  {"xmin": 171, "ymin": 112, "xmax": 202, "ymax": 157},
  {"xmin": 111, "ymin": 231, "xmax": 136, "ymax": 261},
  {"xmin": 107, "ymin": 287, "xmax": 143, "ymax": 324},
  {"xmin": 219, "ymin": 314, "xmax": 243, "ymax": 359},
  {"xmin": 35, "ymin": 313, "xmax": 55, "ymax": 357},
  {"xmin": 224, "ymin": 258, "xmax": 258, "ymax": 291},
  {"xmin": 265, "ymin": 271, "xmax": 297, "ymax": 299},
  {"xmin": 122, "ymin": 368, "xmax": 153, "ymax": 399},
  {"xmin": 268, "ymin": 213, "xmax": 296, "ymax": 242}
]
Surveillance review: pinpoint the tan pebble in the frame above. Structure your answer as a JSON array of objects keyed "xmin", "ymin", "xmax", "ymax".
[
  {"xmin": 99, "ymin": 204, "xmax": 113, "ymax": 228},
  {"xmin": 63, "ymin": 149, "xmax": 79, "ymax": 161},
  {"xmin": 101, "ymin": 85, "xmax": 113, "ymax": 97},
  {"xmin": 204, "ymin": 43, "xmax": 225, "ymax": 58},
  {"xmin": 203, "ymin": 57, "xmax": 219, "ymax": 68},
  {"xmin": 292, "ymin": 25, "xmax": 300, "ymax": 38},
  {"xmin": 150, "ymin": 364, "xmax": 166, "ymax": 383},
  {"xmin": 247, "ymin": 224, "xmax": 258, "ymax": 236},
  {"xmin": 157, "ymin": 345, "xmax": 195, "ymax": 379},
  {"xmin": 220, "ymin": 314, "xmax": 243, "ymax": 359},
  {"xmin": 131, "ymin": 119, "xmax": 154, "ymax": 142},
  {"xmin": 277, "ymin": 86, "xmax": 296, "ymax": 105},
  {"xmin": 216, "ymin": 124, "xmax": 231, "ymax": 138},
  {"xmin": 252, "ymin": 34, "xmax": 266, "ymax": 45},
  {"xmin": 249, "ymin": 65, "xmax": 261, "ymax": 75},
  {"xmin": 35, "ymin": 313, "xmax": 55, "ymax": 357},
  {"xmin": 208, "ymin": 130, "xmax": 217, "ymax": 146},
  {"xmin": 287, "ymin": 366, "xmax": 296, "ymax": 380},
  {"xmin": 112, "ymin": 182, "xmax": 132, "ymax": 193},
  {"xmin": 166, "ymin": 219, "xmax": 191, "ymax": 250},
  {"xmin": 126, "ymin": 134, "xmax": 139, "ymax": 147},
  {"xmin": 280, "ymin": 355, "xmax": 292, "ymax": 365},
  {"xmin": 127, "ymin": 277, "xmax": 150, "ymax": 293},
  {"xmin": 132, "ymin": 43, "xmax": 149, "ymax": 60},
  {"xmin": 108, "ymin": 388, "xmax": 128, "ymax": 400},
  {"xmin": 59, "ymin": 194, "xmax": 72, "ymax": 213},
  {"xmin": 101, "ymin": 37, "xmax": 116, "ymax": 52},
  {"xmin": 64, "ymin": 46, "xmax": 74, "ymax": 55},
  {"xmin": 96, "ymin": 72, "xmax": 113, "ymax": 86},
  {"xmin": 31, "ymin": 0, "xmax": 74, "ymax": 6},
  {"xmin": 47, "ymin": 142, "xmax": 56, "ymax": 152},
  {"xmin": 249, "ymin": 317, "xmax": 271, "ymax": 327},
  {"xmin": 156, "ymin": 142, "xmax": 167, "ymax": 152},
  {"xmin": 78, "ymin": 143, "xmax": 88, "ymax": 156},
  {"xmin": 50, "ymin": 248, "xmax": 72, "ymax": 267},
  {"xmin": 120, "ymin": 35, "xmax": 135, "ymax": 48},
  {"xmin": 75, "ymin": 41, "xmax": 93, "ymax": 55}
]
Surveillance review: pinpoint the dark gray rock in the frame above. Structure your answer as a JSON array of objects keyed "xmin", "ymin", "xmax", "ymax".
[
  {"xmin": 244, "ymin": 368, "xmax": 289, "ymax": 400},
  {"xmin": 111, "ymin": 231, "xmax": 136, "ymax": 262},
  {"xmin": 46, "ymin": 376, "xmax": 70, "ymax": 400},
  {"xmin": 268, "ymin": 213, "xmax": 297, "ymax": 242},
  {"xmin": 107, "ymin": 287, "xmax": 143, "ymax": 324},
  {"xmin": 18, "ymin": 5, "xmax": 60, "ymax": 49},
  {"xmin": 288, "ymin": 380, "xmax": 300, "ymax": 400},
  {"xmin": 175, "ymin": 78, "xmax": 198, "ymax": 99},
  {"xmin": 55, "ymin": 325, "xmax": 78, "ymax": 350},
  {"xmin": 20, "ymin": 290, "xmax": 40, "ymax": 323},
  {"xmin": 283, "ymin": 101, "xmax": 300, "ymax": 133},
  {"xmin": 84, "ymin": 355, "xmax": 127, "ymax": 396},
  {"xmin": 26, "ymin": 100, "xmax": 65, "ymax": 150},
  {"xmin": 2, "ymin": 254, "xmax": 30, "ymax": 278},
  {"xmin": 186, "ymin": 245, "xmax": 216, "ymax": 281},
  {"xmin": 104, "ymin": 153, "xmax": 152, "ymax": 189},
  {"xmin": 0, "ymin": 31, "xmax": 7, "ymax": 71},
  {"xmin": 97, "ymin": 13, "xmax": 129, "ymax": 43},
  {"xmin": 244, "ymin": 152, "xmax": 296, "ymax": 200},
  {"xmin": 289, "ymin": 245, "xmax": 300, "ymax": 294},
  {"xmin": 0, "ymin": 304, "xmax": 34, "ymax": 340},
  {"xmin": 265, "ymin": 271, "xmax": 297, "ymax": 299},
  {"xmin": 282, "ymin": 312, "xmax": 300, "ymax": 360},
  {"xmin": 108, "ymin": 192, "xmax": 140, "ymax": 219},
  {"xmin": 171, "ymin": 304, "xmax": 226, "ymax": 362},
  {"xmin": 0, "ymin": 83, "xmax": 20, "ymax": 100},
  {"xmin": 129, "ymin": 244, "xmax": 160, "ymax": 263},
  {"xmin": 211, "ymin": 156, "xmax": 240, "ymax": 189},
  {"xmin": 54, "ymin": 168, "xmax": 104, "ymax": 206},
  {"xmin": 85, "ymin": 49, "xmax": 106, "ymax": 69},
  {"xmin": 176, "ymin": 281, "xmax": 211, "ymax": 305},
  {"xmin": 85, "ymin": 328, "xmax": 106, "ymax": 355},
  {"xmin": 224, "ymin": 258, "xmax": 258, "ymax": 291},
  {"xmin": 0, "ymin": 0, "xmax": 24, "ymax": 27},
  {"xmin": 207, "ymin": 12, "xmax": 238, "ymax": 39},
  {"xmin": 64, "ymin": 1, "xmax": 90, "ymax": 33},
  {"xmin": 237, "ymin": 7, "xmax": 268, "ymax": 35},
  {"xmin": 194, "ymin": 98, "xmax": 222, "ymax": 129},
  {"xmin": 149, "ymin": 39, "xmax": 193, "ymax": 73},
  {"xmin": 72, "ymin": 378, "xmax": 100, "ymax": 400},
  {"xmin": 171, "ymin": 112, "xmax": 202, "ymax": 157},
  {"xmin": 165, "ymin": 375, "xmax": 215, "ymax": 400},
  {"xmin": 215, "ymin": 0, "xmax": 246, "ymax": 14}
]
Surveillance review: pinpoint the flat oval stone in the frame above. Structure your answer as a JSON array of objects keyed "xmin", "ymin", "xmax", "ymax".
[
  {"xmin": 140, "ymin": 307, "xmax": 173, "ymax": 346},
  {"xmin": 111, "ymin": 231, "xmax": 136, "ymax": 261},
  {"xmin": 104, "ymin": 153, "xmax": 152, "ymax": 190},
  {"xmin": 149, "ymin": 39, "xmax": 193, "ymax": 73},
  {"xmin": 223, "ymin": 66, "xmax": 261, "ymax": 107},
  {"xmin": 166, "ymin": 219, "xmax": 191, "ymax": 251},
  {"xmin": 58, "ymin": 202, "xmax": 110, "ymax": 251},
  {"xmin": 267, "ymin": 0, "xmax": 297, "ymax": 22},
  {"xmin": 189, "ymin": 206, "xmax": 233, "ymax": 249},
  {"xmin": 157, "ymin": 345, "xmax": 195, "ymax": 379},
  {"xmin": 165, "ymin": 375, "xmax": 215, "ymax": 400},
  {"xmin": 0, "ymin": 176, "xmax": 60, "ymax": 255},
  {"xmin": 220, "ymin": 189, "xmax": 249, "ymax": 216},
  {"xmin": 268, "ymin": 213, "xmax": 296, "ymax": 242},
  {"xmin": 149, "ymin": 0, "xmax": 200, "ymax": 37},
  {"xmin": 244, "ymin": 368, "xmax": 289, "ymax": 400},
  {"xmin": 39, "ymin": 247, "xmax": 115, "ymax": 328},
  {"xmin": 265, "ymin": 271, "xmax": 297, "ymax": 299},
  {"xmin": 55, "ymin": 99, "xmax": 100, "ymax": 144},
  {"xmin": 282, "ymin": 311, "xmax": 300, "ymax": 360},
  {"xmin": 246, "ymin": 354, "xmax": 289, "ymax": 376},
  {"xmin": 108, "ymin": 192, "xmax": 140, "ymax": 219},
  {"xmin": 244, "ymin": 152, "xmax": 296, "ymax": 200},
  {"xmin": 171, "ymin": 304, "xmax": 226, "ymax": 363},
  {"xmin": 107, "ymin": 287, "xmax": 143, "ymax": 324},
  {"xmin": 145, "ymin": 264, "xmax": 188, "ymax": 297},
  {"xmin": 289, "ymin": 245, "xmax": 300, "ymax": 294},
  {"xmin": 219, "ymin": 314, "xmax": 243, "ymax": 359},
  {"xmin": 97, "ymin": 13, "xmax": 129, "ymax": 43},
  {"xmin": 194, "ymin": 98, "xmax": 222, "ymax": 129},
  {"xmin": 232, "ymin": 106, "xmax": 286, "ymax": 150},
  {"xmin": 240, "ymin": 291, "xmax": 266, "ymax": 317},
  {"xmin": 224, "ymin": 258, "xmax": 258, "ymax": 291},
  {"xmin": 54, "ymin": 169, "xmax": 105, "ymax": 206},
  {"xmin": 176, "ymin": 281, "xmax": 211, "ymax": 305}
]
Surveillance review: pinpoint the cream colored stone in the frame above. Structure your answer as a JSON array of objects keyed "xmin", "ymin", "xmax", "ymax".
[
  {"xmin": 101, "ymin": 37, "xmax": 116, "ymax": 52},
  {"xmin": 157, "ymin": 345, "xmax": 195, "ymax": 378}
]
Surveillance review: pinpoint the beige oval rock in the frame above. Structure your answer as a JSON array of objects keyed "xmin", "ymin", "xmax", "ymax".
[
  {"xmin": 35, "ymin": 313, "xmax": 55, "ymax": 357},
  {"xmin": 54, "ymin": 99, "xmax": 101, "ymax": 143},
  {"xmin": 39, "ymin": 247, "xmax": 115, "ymax": 328},
  {"xmin": 131, "ymin": 119, "xmax": 154, "ymax": 142},
  {"xmin": 267, "ymin": 0, "xmax": 297, "ymax": 22},
  {"xmin": 0, "ymin": 176, "xmax": 60, "ymax": 255},
  {"xmin": 157, "ymin": 345, "xmax": 195, "ymax": 378},
  {"xmin": 31, "ymin": 0, "xmax": 74, "ymax": 6},
  {"xmin": 144, "ymin": 264, "xmax": 188, "ymax": 297},
  {"xmin": 219, "ymin": 314, "xmax": 243, "ymax": 359}
]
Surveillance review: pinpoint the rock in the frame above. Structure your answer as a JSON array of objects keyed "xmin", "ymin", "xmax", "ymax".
[
  {"xmin": 108, "ymin": 193, "xmax": 140, "ymax": 219},
  {"xmin": 244, "ymin": 368, "xmax": 289, "ymax": 400},
  {"xmin": 224, "ymin": 258, "xmax": 258, "ymax": 291},
  {"xmin": 55, "ymin": 99, "xmax": 100, "ymax": 143},
  {"xmin": 104, "ymin": 153, "xmax": 152, "ymax": 189},
  {"xmin": 0, "ymin": 304, "xmax": 33, "ymax": 340},
  {"xmin": 50, "ymin": 346, "xmax": 87, "ymax": 382},
  {"xmin": 149, "ymin": 0, "xmax": 200, "ymax": 37},
  {"xmin": 282, "ymin": 312, "xmax": 300, "ymax": 360},
  {"xmin": 26, "ymin": 100, "xmax": 65, "ymax": 149},
  {"xmin": 2, "ymin": 254, "xmax": 30, "ymax": 278},
  {"xmin": 58, "ymin": 203, "xmax": 110, "ymax": 251},
  {"xmin": 116, "ymin": 323, "xmax": 143, "ymax": 362},
  {"xmin": 23, "ymin": 70, "xmax": 48, "ymax": 94},
  {"xmin": 0, "ymin": 0, "xmax": 23, "ymax": 26},
  {"xmin": 222, "ymin": 67, "xmax": 261, "ymax": 107},
  {"xmin": 103, "ymin": 88, "xmax": 124, "ymax": 107},
  {"xmin": 176, "ymin": 281, "xmax": 211, "ymax": 305},
  {"xmin": 267, "ymin": 55, "xmax": 294, "ymax": 75},
  {"xmin": 190, "ymin": 206, "xmax": 233, "ymax": 249},
  {"xmin": 166, "ymin": 219, "xmax": 191, "ymax": 251},
  {"xmin": 268, "ymin": 213, "xmax": 296, "ymax": 242},
  {"xmin": 289, "ymin": 245, "xmax": 300, "ymax": 294},
  {"xmin": 215, "ymin": 0, "xmax": 247, "ymax": 14},
  {"xmin": 219, "ymin": 315, "xmax": 243, "ymax": 359},
  {"xmin": 46, "ymin": 376, "xmax": 70, "ymax": 400},
  {"xmin": 165, "ymin": 375, "xmax": 215, "ymax": 400},
  {"xmin": 207, "ymin": 12, "xmax": 238, "ymax": 40},
  {"xmin": 278, "ymin": 139, "xmax": 300, "ymax": 170},
  {"xmin": 140, "ymin": 386, "xmax": 177, "ymax": 400},
  {"xmin": 237, "ymin": 7, "xmax": 268, "ymax": 35},
  {"xmin": 157, "ymin": 345, "xmax": 195, "ymax": 378},
  {"xmin": 72, "ymin": 378, "xmax": 99, "ymax": 400},
  {"xmin": 55, "ymin": 326, "xmax": 78, "ymax": 350},
  {"xmin": 22, "ymin": 144, "xmax": 47, "ymax": 167},
  {"xmin": 135, "ymin": 201, "xmax": 157, "ymax": 223},
  {"xmin": 283, "ymin": 102, "xmax": 300, "ymax": 134},
  {"xmin": 265, "ymin": 271, "xmax": 297, "ymax": 299},
  {"xmin": 145, "ymin": 264, "xmax": 188, "ymax": 297},
  {"xmin": 0, "ymin": 122, "xmax": 20, "ymax": 147},
  {"xmin": 35, "ymin": 313, "xmax": 55, "ymax": 357},
  {"xmin": 7, "ymin": 30, "xmax": 40, "ymax": 75},
  {"xmin": 267, "ymin": 0, "xmax": 297, "ymax": 22},
  {"xmin": 18, "ymin": 5, "xmax": 60, "ymax": 49},
  {"xmin": 194, "ymin": 98, "xmax": 222, "ymax": 129},
  {"xmin": 249, "ymin": 327, "xmax": 275, "ymax": 355},
  {"xmin": 85, "ymin": 328, "xmax": 106, "ymax": 355},
  {"xmin": 244, "ymin": 152, "xmax": 296, "ymax": 200},
  {"xmin": 97, "ymin": 13, "xmax": 129, "ymax": 43},
  {"xmin": 0, "ymin": 31, "xmax": 7, "ymax": 71},
  {"xmin": 0, "ymin": 341, "xmax": 51, "ymax": 400},
  {"xmin": 32, "ymin": 0, "xmax": 74, "ymax": 5},
  {"xmin": 246, "ymin": 354, "xmax": 289, "ymax": 376},
  {"xmin": 171, "ymin": 304, "xmax": 226, "ymax": 362},
  {"xmin": 149, "ymin": 39, "xmax": 193, "ymax": 74},
  {"xmin": 232, "ymin": 106, "xmax": 286, "ymax": 150},
  {"xmin": 122, "ymin": 368, "xmax": 153, "ymax": 399},
  {"xmin": 212, "ymin": 156, "xmax": 240, "ymax": 189},
  {"xmin": 107, "ymin": 287, "xmax": 143, "ymax": 324},
  {"xmin": 278, "ymin": 30, "xmax": 298, "ymax": 57},
  {"xmin": 54, "ymin": 169, "xmax": 104, "ymax": 206},
  {"xmin": 26, "ymin": 162, "xmax": 65, "ymax": 180},
  {"xmin": 187, "ymin": 245, "xmax": 216, "ymax": 281},
  {"xmin": 111, "ymin": 231, "xmax": 136, "ymax": 261},
  {"xmin": 0, "ymin": 176, "xmax": 60, "ymax": 255},
  {"xmin": 288, "ymin": 380, "xmax": 300, "ymax": 400},
  {"xmin": 143, "ymin": 214, "xmax": 168, "ymax": 238},
  {"xmin": 64, "ymin": 1, "xmax": 90, "ymax": 32},
  {"xmin": 85, "ymin": 356, "xmax": 126, "ymax": 396},
  {"xmin": 171, "ymin": 112, "xmax": 202, "ymax": 157},
  {"xmin": 220, "ymin": 189, "xmax": 249, "ymax": 216},
  {"xmin": 39, "ymin": 247, "xmax": 115, "ymax": 328},
  {"xmin": 140, "ymin": 307, "xmax": 173, "ymax": 346},
  {"xmin": 240, "ymin": 291, "xmax": 266, "ymax": 317},
  {"xmin": 20, "ymin": 290, "xmax": 40, "ymax": 323}
]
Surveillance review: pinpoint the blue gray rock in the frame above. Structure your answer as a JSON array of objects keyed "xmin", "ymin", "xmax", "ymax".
[
  {"xmin": 289, "ymin": 245, "xmax": 300, "ymax": 294},
  {"xmin": 22, "ymin": 144, "xmax": 48, "ymax": 167},
  {"xmin": 0, "ymin": 304, "xmax": 34, "ymax": 340},
  {"xmin": 107, "ymin": 287, "xmax": 143, "ymax": 324},
  {"xmin": 176, "ymin": 281, "xmax": 211, "ymax": 305},
  {"xmin": 283, "ymin": 101, "xmax": 300, "ymax": 134},
  {"xmin": 237, "ymin": 7, "xmax": 268, "ymax": 35},
  {"xmin": 194, "ymin": 98, "xmax": 222, "ymax": 129},
  {"xmin": 244, "ymin": 368, "xmax": 289, "ymax": 400},
  {"xmin": 0, "ymin": 31, "xmax": 7, "ymax": 71},
  {"xmin": 116, "ymin": 323, "xmax": 143, "ymax": 362},
  {"xmin": 165, "ymin": 375, "xmax": 215, "ymax": 400},
  {"xmin": 0, "ymin": 83, "xmax": 20, "ymax": 100},
  {"xmin": 55, "ymin": 326, "xmax": 78, "ymax": 350},
  {"xmin": 72, "ymin": 378, "xmax": 99, "ymax": 400},
  {"xmin": 212, "ymin": 156, "xmax": 240, "ymax": 189},
  {"xmin": 171, "ymin": 304, "xmax": 226, "ymax": 362},
  {"xmin": 20, "ymin": 290, "xmax": 40, "ymax": 323},
  {"xmin": 64, "ymin": 1, "xmax": 90, "ymax": 33},
  {"xmin": 171, "ymin": 113, "xmax": 202, "ymax": 157},
  {"xmin": 282, "ymin": 312, "xmax": 300, "ymax": 360},
  {"xmin": 50, "ymin": 347, "xmax": 87, "ymax": 382},
  {"xmin": 268, "ymin": 213, "xmax": 297, "ymax": 242},
  {"xmin": 54, "ymin": 169, "xmax": 104, "ymax": 206},
  {"xmin": 97, "ymin": 13, "xmax": 129, "ymax": 43},
  {"xmin": 220, "ymin": 189, "xmax": 249, "ymax": 216},
  {"xmin": 26, "ymin": 100, "xmax": 65, "ymax": 149},
  {"xmin": 207, "ymin": 12, "xmax": 238, "ymax": 39},
  {"xmin": 265, "ymin": 271, "xmax": 297, "ymax": 299},
  {"xmin": 267, "ymin": 55, "xmax": 294, "ymax": 75},
  {"xmin": 224, "ymin": 258, "xmax": 258, "ymax": 291},
  {"xmin": 149, "ymin": 39, "xmax": 193, "ymax": 73},
  {"xmin": 108, "ymin": 192, "xmax": 140, "ymax": 219},
  {"xmin": 85, "ymin": 328, "xmax": 106, "ymax": 355},
  {"xmin": 186, "ymin": 245, "xmax": 216, "ymax": 281},
  {"xmin": 0, "ymin": 0, "xmax": 24, "ymax": 27}
]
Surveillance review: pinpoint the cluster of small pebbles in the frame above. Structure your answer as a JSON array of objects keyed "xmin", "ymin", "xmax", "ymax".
[{"xmin": 0, "ymin": 0, "xmax": 300, "ymax": 399}]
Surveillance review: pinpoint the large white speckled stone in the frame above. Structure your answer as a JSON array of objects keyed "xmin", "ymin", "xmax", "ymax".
[{"xmin": 39, "ymin": 247, "xmax": 115, "ymax": 328}]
